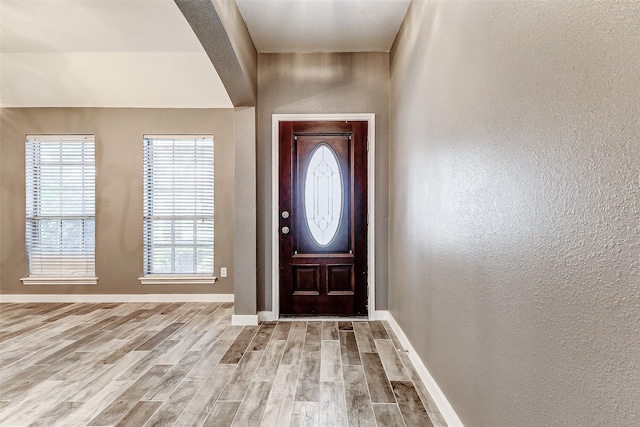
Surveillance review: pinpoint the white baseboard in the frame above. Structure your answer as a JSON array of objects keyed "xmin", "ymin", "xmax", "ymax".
[
  {"xmin": 384, "ymin": 311, "xmax": 464, "ymax": 427},
  {"xmin": 0, "ymin": 294, "xmax": 234, "ymax": 303},
  {"xmin": 371, "ymin": 310, "xmax": 390, "ymax": 321},
  {"xmin": 258, "ymin": 311, "xmax": 277, "ymax": 322},
  {"xmin": 231, "ymin": 314, "xmax": 259, "ymax": 325}
]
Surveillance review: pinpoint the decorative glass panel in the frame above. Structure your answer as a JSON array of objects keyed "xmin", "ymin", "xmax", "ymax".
[{"xmin": 304, "ymin": 144, "xmax": 343, "ymax": 246}]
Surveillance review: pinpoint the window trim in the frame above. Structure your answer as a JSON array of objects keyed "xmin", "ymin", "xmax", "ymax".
[
  {"xmin": 21, "ymin": 277, "xmax": 98, "ymax": 286},
  {"xmin": 138, "ymin": 274, "xmax": 216, "ymax": 286}
]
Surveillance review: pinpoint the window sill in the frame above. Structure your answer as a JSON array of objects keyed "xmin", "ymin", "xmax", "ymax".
[
  {"xmin": 138, "ymin": 275, "xmax": 217, "ymax": 286},
  {"xmin": 21, "ymin": 277, "xmax": 98, "ymax": 286}
]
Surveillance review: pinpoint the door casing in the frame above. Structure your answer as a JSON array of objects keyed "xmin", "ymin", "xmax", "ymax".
[{"xmin": 271, "ymin": 113, "xmax": 376, "ymax": 320}]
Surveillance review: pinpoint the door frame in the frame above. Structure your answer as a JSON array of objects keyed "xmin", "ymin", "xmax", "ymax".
[{"xmin": 271, "ymin": 113, "xmax": 376, "ymax": 320}]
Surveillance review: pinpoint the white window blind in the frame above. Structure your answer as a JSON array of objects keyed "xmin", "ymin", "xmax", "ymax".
[
  {"xmin": 143, "ymin": 135, "xmax": 214, "ymax": 275},
  {"xmin": 25, "ymin": 135, "xmax": 96, "ymax": 277}
]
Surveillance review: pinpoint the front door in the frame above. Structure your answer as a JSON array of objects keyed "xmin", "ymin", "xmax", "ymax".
[{"xmin": 279, "ymin": 121, "xmax": 368, "ymax": 316}]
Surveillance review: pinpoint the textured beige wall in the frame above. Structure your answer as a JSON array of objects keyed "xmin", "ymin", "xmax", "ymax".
[
  {"xmin": 0, "ymin": 108, "xmax": 235, "ymax": 295},
  {"xmin": 257, "ymin": 52, "xmax": 390, "ymax": 311},
  {"xmin": 390, "ymin": 1, "xmax": 640, "ymax": 426}
]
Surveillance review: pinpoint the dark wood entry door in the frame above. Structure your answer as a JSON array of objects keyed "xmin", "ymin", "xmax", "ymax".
[{"xmin": 279, "ymin": 121, "xmax": 368, "ymax": 316}]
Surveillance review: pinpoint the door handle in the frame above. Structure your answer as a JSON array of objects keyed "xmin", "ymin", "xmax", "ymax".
[{"xmin": 282, "ymin": 226, "xmax": 290, "ymax": 235}]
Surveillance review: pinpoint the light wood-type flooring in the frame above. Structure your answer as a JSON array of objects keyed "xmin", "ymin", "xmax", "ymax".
[{"xmin": 0, "ymin": 302, "xmax": 447, "ymax": 426}]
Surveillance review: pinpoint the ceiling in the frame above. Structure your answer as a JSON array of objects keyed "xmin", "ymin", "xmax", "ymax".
[
  {"xmin": 236, "ymin": 0, "xmax": 410, "ymax": 53},
  {"xmin": 0, "ymin": 0, "xmax": 410, "ymax": 108},
  {"xmin": 0, "ymin": 0, "xmax": 232, "ymax": 108}
]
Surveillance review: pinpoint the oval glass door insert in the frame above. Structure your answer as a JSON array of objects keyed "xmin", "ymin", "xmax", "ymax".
[{"xmin": 304, "ymin": 144, "xmax": 343, "ymax": 246}]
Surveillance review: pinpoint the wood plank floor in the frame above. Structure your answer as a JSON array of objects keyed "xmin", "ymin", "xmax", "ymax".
[{"xmin": 0, "ymin": 303, "xmax": 447, "ymax": 427}]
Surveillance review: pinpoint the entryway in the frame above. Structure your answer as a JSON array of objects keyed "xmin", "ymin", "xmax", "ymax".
[{"xmin": 272, "ymin": 114, "xmax": 376, "ymax": 319}]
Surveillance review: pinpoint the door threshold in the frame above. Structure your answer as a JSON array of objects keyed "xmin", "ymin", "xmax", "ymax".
[{"xmin": 277, "ymin": 316, "xmax": 368, "ymax": 322}]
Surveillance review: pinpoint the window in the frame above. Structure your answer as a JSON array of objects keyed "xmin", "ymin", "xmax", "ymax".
[
  {"xmin": 23, "ymin": 135, "xmax": 96, "ymax": 284},
  {"xmin": 141, "ymin": 135, "xmax": 214, "ymax": 282}
]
